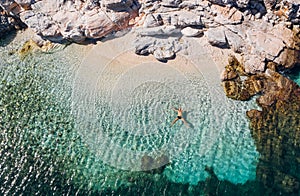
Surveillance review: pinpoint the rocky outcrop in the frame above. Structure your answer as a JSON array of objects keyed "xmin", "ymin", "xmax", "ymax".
[
  {"xmin": 1, "ymin": 0, "xmax": 139, "ymax": 43},
  {"xmin": 246, "ymin": 72, "xmax": 300, "ymax": 194},
  {"xmin": 222, "ymin": 55, "xmax": 300, "ymax": 194},
  {"xmin": 135, "ymin": 0, "xmax": 300, "ymax": 69},
  {"xmin": 221, "ymin": 56, "xmax": 261, "ymax": 100},
  {"xmin": 1, "ymin": 0, "xmax": 299, "ymax": 70},
  {"xmin": 20, "ymin": 0, "xmax": 139, "ymax": 43},
  {"xmin": 221, "ymin": 56, "xmax": 300, "ymax": 102},
  {"xmin": 213, "ymin": 20, "xmax": 300, "ymax": 73}
]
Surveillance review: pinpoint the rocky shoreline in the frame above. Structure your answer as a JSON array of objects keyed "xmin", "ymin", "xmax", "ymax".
[
  {"xmin": 1, "ymin": 0, "xmax": 300, "ymax": 194},
  {"xmin": 221, "ymin": 55, "xmax": 300, "ymax": 193},
  {"xmin": 1, "ymin": 0, "xmax": 299, "ymax": 72}
]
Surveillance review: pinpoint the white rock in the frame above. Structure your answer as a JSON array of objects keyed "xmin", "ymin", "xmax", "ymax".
[
  {"xmin": 181, "ymin": 27, "xmax": 202, "ymax": 37},
  {"xmin": 248, "ymin": 30, "xmax": 285, "ymax": 60},
  {"xmin": 153, "ymin": 48, "xmax": 175, "ymax": 61},
  {"xmin": 136, "ymin": 25, "xmax": 180, "ymax": 36},
  {"xmin": 205, "ymin": 27, "xmax": 228, "ymax": 47},
  {"xmin": 224, "ymin": 30, "xmax": 244, "ymax": 53},
  {"xmin": 159, "ymin": 11, "xmax": 202, "ymax": 27},
  {"xmin": 161, "ymin": 0, "xmax": 181, "ymax": 7},
  {"xmin": 143, "ymin": 14, "xmax": 162, "ymax": 28}
]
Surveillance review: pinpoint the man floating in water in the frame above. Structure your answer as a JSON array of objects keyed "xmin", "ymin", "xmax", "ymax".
[{"xmin": 170, "ymin": 107, "xmax": 189, "ymax": 127}]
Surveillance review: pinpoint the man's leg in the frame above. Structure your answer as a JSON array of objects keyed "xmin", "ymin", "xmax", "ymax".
[{"xmin": 170, "ymin": 118, "xmax": 179, "ymax": 127}]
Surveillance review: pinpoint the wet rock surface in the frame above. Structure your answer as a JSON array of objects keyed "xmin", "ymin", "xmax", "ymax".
[
  {"xmin": 222, "ymin": 55, "xmax": 300, "ymax": 194},
  {"xmin": 247, "ymin": 78, "xmax": 300, "ymax": 194}
]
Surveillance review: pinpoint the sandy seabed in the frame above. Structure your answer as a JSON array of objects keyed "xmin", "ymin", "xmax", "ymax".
[{"xmin": 70, "ymin": 29, "xmax": 258, "ymax": 184}]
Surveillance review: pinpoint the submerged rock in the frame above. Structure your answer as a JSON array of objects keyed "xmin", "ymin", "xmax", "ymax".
[
  {"xmin": 222, "ymin": 54, "xmax": 300, "ymax": 102},
  {"xmin": 221, "ymin": 56, "xmax": 260, "ymax": 101},
  {"xmin": 247, "ymin": 77, "xmax": 300, "ymax": 194},
  {"xmin": 222, "ymin": 55, "xmax": 300, "ymax": 194},
  {"xmin": 18, "ymin": 39, "xmax": 40, "ymax": 58},
  {"xmin": 18, "ymin": 39, "xmax": 65, "ymax": 58},
  {"xmin": 141, "ymin": 154, "xmax": 169, "ymax": 172}
]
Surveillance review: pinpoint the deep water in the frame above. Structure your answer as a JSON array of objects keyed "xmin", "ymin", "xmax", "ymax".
[
  {"xmin": 288, "ymin": 64, "xmax": 300, "ymax": 86},
  {"xmin": 0, "ymin": 32, "xmax": 299, "ymax": 195}
]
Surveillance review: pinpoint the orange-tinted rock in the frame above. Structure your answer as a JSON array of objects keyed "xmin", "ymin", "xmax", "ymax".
[
  {"xmin": 246, "ymin": 109, "xmax": 262, "ymax": 119},
  {"xmin": 266, "ymin": 62, "xmax": 277, "ymax": 71},
  {"xmin": 220, "ymin": 69, "xmax": 238, "ymax": 81},
  {"xmin": 247, "ymin": 75, "xmax": 300, "ymax": 194},
  {"xmin": 222, "ymin": 56, "xmax": 262, "ymax": 101},
  {"xmin": 223, "ymin": 54, "xmax": 300, "ymax": 194},
  {"xmin": 274, "ymin": 48, "xmax": 300, "ymax": 69},
  {"xmin": 257, "ymin": 93, "xmax": 277, "ymax": 106},
  {"xmin": 244, "ymin": 75, "xmax": 265, "ymax": 96}
]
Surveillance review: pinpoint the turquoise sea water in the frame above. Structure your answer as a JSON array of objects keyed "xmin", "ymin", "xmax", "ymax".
[
  {"xmin": 288, "ymin": 65, "xmax": 300, "ymax": 86},
  {"xmin": 0, "ymin": 31, "xmax": 298, "ymax": 195}
]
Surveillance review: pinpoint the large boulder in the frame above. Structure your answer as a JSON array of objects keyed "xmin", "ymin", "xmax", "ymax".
[
  {"xmin": 159, "ymin": 10, "xmax": 203, "ymax": 27},
  {"xmin": 211, "ymin": 5, "xmax": 243, "ymax": 25},
  {"xmin": 17, "ymin": 0, "xmax": 139, "ymax": 43},
  {"xmin": 134, "ymin": 32, "xmax": 183, "ymax": 61},
  {"xmin": 205, "ymin": 26, "xmax": 228, "ymax": 48}
]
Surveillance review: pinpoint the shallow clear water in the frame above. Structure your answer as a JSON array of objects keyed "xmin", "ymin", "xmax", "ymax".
[
  {"xmin": 1, "ymin": 31, "xmax": 294, "ymax": 195},
  {"xmin": 71, "ymin": 33, "xmax": 259, "ymax": 185}
]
